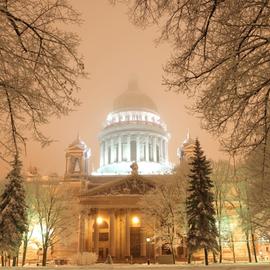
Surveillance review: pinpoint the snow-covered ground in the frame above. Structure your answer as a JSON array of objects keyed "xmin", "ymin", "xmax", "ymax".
[{"xmin": 7, "ymin": 263, "xmax": 270, "ymax": 270}]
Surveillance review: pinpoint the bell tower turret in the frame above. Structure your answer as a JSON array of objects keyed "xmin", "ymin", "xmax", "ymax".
[
  {"xmin": 65, "ymin": 135, "xmax": 91, "ymax": 179},
  {"xmin": 177, "ymin": 130, "xmax": 195, "ymax": 162}
]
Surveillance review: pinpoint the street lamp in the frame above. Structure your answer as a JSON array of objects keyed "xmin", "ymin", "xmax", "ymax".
[{"xmin": 146, "ymin": 237, "xmax": 151, "ymax": 265}]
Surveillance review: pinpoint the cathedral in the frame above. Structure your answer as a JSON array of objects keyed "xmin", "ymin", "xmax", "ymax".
[
  {"xmin": 60, "ymin": 80, "xmax": 192, "ymax": 262},
  {"xmin": 25, "ymin": 80, "xmax": 270, "ymax": 264}
]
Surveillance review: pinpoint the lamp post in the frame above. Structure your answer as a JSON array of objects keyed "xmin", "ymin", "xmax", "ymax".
[{"xmin": 146, "ymin": 237, "xmax": 151, "ymax": 265}]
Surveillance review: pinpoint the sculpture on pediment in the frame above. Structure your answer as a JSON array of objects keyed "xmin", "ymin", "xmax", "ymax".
[{"xmin": 92, "ymin": 175, "xmax": 156, "ymax": 196}]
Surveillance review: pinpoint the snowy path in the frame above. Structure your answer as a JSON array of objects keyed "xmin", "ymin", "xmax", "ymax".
[{"xmin": 7, "ymin": 263, "xmax": 270, "ymax": 270}]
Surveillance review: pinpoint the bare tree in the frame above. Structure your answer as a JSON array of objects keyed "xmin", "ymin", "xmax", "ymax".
[
  {"xmin": 139, "ymin": 165, "xmax": 188, "ymax": 263},
  {"xmin": 245, "ymin": 142, "xmax": 270, "ymax": 241},
  {"xmin": 0, "ymin": 0, "xmax": 85, "ymax": 161},
  {"xmin": 21, "ymin": 175, "xmax": 41, "ymax": 266},
  {"xmin": 230, "ymin": 164, "xmax": 258, "ymax": 263},
  {"xmin": 32, "ymin": 181, "xmax": 78, "ymax": 266},
  {"xmin": 116, "ymin": 0, "xmax": 270, "ymax": 158},
  {"xmin": 211, "ymin": 160, "xmax": 233, "ymax": 263}
]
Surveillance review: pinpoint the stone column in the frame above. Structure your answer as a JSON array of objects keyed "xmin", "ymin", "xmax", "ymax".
[
  {"xmin": 140, "ymin": 227, "xmax": 146, "ymax": 256},
  {"xmin": 136, "ymin": 136, "xmax": 140, "ymax": 162},
  {"xmin": 163, "ymin": 139, "xmax": 166, "ymax": 161},
  {"xmin": 158, "ymin": 138, "xmax": 161, "ymax": 162},
  {"xmin": 104, "ymin": 140, "xmax": 108, "ymax": 165},
  {"xmin": 145, "ymin": 136, "xmax": 149, "ymax": 162},
  {"xmin": 109, "ymin": 210, "xmax": 116, "ymax": 257},
  {"xmin": 115, "ymin": 211, "xmax": 121, "ymax": 258},
  {"xmin": 93, "ymin": 213, "xmax": 99, "ymax": 254},
  {"xmin": 118, "ymin": 136, "xmax": 122, "ymax": 162},
  {"xmin": 159, "ymin": 139, "xmax": 163, "ymax": 162},
  {"xmin": 127, "ymin": 135, "xmax": 131, "ymax": 162},
  {"xmin": 153, "ymin": 137, "xmax": 157, "ymax": 162},
  {"xmin": 110, "ymin": 138, "xmax": 114, "ymax": 163},
  {"xmin": 84, "ymin": 215, "xmax": 89, "ymax": 251},
  {"xmin": 87, "ymin": 214, "xmax": 93, "ymax": 252},
  {"xmin": 65, "ymin": 155, "xmax": 69, "ymax": 175},
  {"xmin": 125, "ymin": 210, "xmax": 130, "ymax": 257},
  {"xmin": 78, "ymin": 212, "xmax": 85, "ymax": 252},
  {"xmin": 100, "ymin": 142, "xmax": 104, "ymax": 167},
  {"xmin": 80, "ymin": 154, "xmax": 83, "ymax": 174},
  {"xmin": 165, "ymin": 139, "xmax": 169, "ymax": 162}
]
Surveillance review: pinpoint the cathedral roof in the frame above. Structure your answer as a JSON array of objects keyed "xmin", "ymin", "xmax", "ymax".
[{"xmin": 113, "ymin": 80, "xmax": 158, "ymax": 113}]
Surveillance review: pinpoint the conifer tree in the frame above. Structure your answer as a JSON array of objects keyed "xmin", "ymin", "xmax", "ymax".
[
  {"xmin": 186, "ymin": 139, "xmax": 218, "ymax": 265},
  {"xmin": 0, "ymin": 155, "xmax": 27, "ymax": 265}
]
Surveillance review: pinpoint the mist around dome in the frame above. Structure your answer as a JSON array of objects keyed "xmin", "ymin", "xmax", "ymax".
[{"xmin": 112, "ymin": 79, "xmax": 159, "ymax": 113}]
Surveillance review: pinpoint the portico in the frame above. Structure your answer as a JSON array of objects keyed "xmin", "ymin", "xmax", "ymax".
[{"xmin": 78, "ymin": 174, "xmax": 156, "ymax": 260}]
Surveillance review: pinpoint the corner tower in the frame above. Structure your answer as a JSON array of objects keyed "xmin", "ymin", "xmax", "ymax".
[
  {"xmin": 177, "ymin": 130, "xmax": 195, "ymax": 162},
  {"xmin": 97, "ymin": 80, "xmax": 171, "ymax": 175},
  {"xmin": 65, "ymin": 135, "xmax": 91, "ymax": 179}
]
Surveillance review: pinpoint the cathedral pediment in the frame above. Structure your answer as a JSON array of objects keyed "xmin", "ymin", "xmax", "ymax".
[{"xmin": 86, "ymin": 175, "xmax": 156, "ymax": 196}]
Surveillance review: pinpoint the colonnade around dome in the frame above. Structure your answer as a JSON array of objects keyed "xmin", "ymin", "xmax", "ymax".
[{"xmin": 98, "ymin": 134, "xmax": 168, "ymax": 172}]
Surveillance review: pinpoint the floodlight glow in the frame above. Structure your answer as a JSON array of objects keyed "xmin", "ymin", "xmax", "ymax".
[
  {"xmin": 96, "ymin": 216, "xmax": 103, "ymax": 225},
  {"xmin": 132, "ymin": 216, "xmax": 140, "ymax": 225},
  {"xmin": 31, "ymin": 224, "xmax": 42, "ymax": 243},
  {"xmin": 146, "ymin": 237, "xmax": 151, "ymax": 242}
]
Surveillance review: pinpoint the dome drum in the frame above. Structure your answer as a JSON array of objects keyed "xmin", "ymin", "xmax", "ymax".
[{"xmin": 97, "ymin": 132, "xmax": 170, "ymax": 175}]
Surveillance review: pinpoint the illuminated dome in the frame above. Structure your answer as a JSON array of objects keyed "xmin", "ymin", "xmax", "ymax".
[
  {"xmin": 113, "ymin": 80, "xmax": 158, "ymax": 113},
  {"xmin": 96, "ymin": 80, "xmax": 171, "ymax": 175}
]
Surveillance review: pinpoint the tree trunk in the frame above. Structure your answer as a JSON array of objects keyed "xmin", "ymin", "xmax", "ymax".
[
  {"xmin": 230, "ymin": 233, "xmax": 236, "ymax": 263},
  {"xmin": 12, "ymin": 256, "xmax": 16, "ymax": 267},
  {"xmin": 42, "ymin": 246, "xmax": 48, "ymax": 266},
  {"xmin": 204, "ymin": 248, "xmax": 208, "ymax": 265},
  {"xmin": 251, "ymin": 232, "xmax": 258, "ymax": 263},
  {"xmin": 219, "ymin": 236, "xmax": 222, "ymax": 263},
  {"xmin": 217, "ymin": 205, "xmax": 222, "ymax": 263},
  {"xmin": 1, "ymin": 253, "xmax": 3, "ymax": 267},
  {"xmin": 213, "ymin": 251, "xmax": 217, "ymax": 263},
  {"xmin": 187, "ymin": 252, "xmax": 191, "ymax": 264},
  {"xmin": 22, "ymin": 236, "xmax": 28, "ymax": 266},
  {"xmin": 245, "ymin": 232, "xmax": 252, "ymax": 263},
  {"xmin": 171, "ymin": 245, "xmax": 176, "ymax": 264}
]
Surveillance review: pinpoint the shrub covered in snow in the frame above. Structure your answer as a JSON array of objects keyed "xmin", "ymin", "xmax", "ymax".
[{"xmin": 72, "ymin": 252, "xmax": 98, "ymax": 265}]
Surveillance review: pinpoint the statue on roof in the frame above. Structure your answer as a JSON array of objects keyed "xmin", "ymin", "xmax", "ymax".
[{"xmin": 130, "ymin": 162, "xmax": 139, "ymax": 176}]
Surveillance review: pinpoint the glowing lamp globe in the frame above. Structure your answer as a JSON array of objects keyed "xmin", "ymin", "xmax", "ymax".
[
  {"xmin": 132, "ymin": 216, "xmax": 140, "ymax": 225},
  {"xmin": 96, "ymin": 216, "xmax": 103, "ymax": 225}
]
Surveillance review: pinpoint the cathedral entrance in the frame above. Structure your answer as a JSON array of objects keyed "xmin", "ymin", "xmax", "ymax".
[
  {"xmin": 93, "ymin": 219, "xmax": 109, "ymax": 260},
  {"xmin": 98, "ymin": 247, "xmax": 109, "ymax": 259},
  {"xmin": 130, "ymin": 227, "xmax": 141, "ymax": 257}
]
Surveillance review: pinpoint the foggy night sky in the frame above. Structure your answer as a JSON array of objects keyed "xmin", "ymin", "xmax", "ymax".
[{"xmin": 1, "ymin": 0, "xmax": 225, "ymax": 176}]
